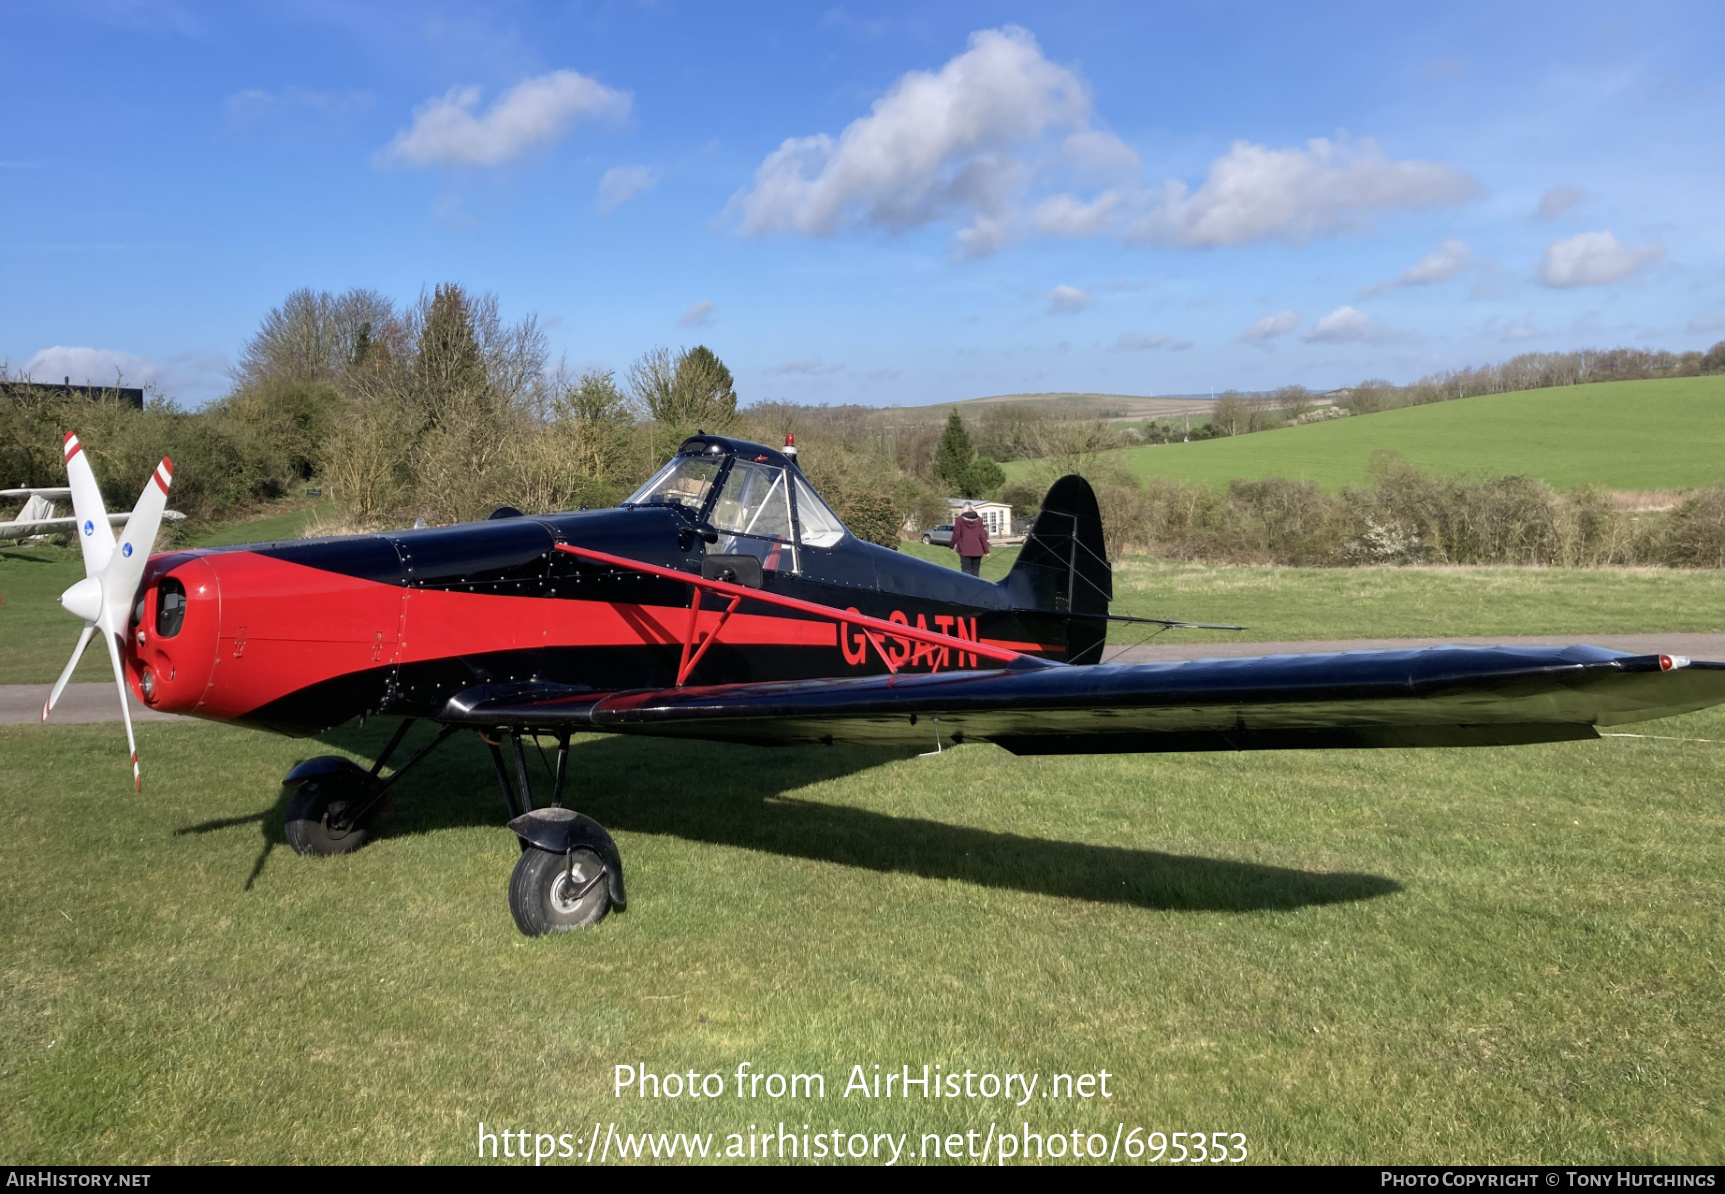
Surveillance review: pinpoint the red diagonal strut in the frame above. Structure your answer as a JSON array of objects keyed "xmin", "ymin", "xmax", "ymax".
[
  {"xmin": 553, "ymin": 542, "xmax": 1025, "ymax": 675},
  {"xmin": 677, "ymin": 591, "xmax": 743, "ymax": 685}
]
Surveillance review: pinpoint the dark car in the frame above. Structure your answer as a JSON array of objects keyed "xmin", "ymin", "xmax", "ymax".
[{"xmin": 920, "ymin": 523, "xmax": 954, "ymax": 547}]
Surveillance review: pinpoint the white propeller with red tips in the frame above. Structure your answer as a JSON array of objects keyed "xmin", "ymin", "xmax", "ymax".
[{"xmin": 43, "ymin": 432, "xmax": 174, "ymax": 791}]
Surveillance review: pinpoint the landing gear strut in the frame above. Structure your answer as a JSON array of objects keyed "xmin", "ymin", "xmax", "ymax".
[
  {"xmin": 280, "ymin": 720, "xmax": 457, "ymax": 857},
  {"xmin": 488, "ymin": 730, "xmax": 626, "ymax": 937}
]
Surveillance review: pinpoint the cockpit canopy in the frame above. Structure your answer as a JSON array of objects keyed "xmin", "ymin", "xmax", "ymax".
[{"xmin": 624, "ymin": 437, "xmax": 849, "ymax": 572}]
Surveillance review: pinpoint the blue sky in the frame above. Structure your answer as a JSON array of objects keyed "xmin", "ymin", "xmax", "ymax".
[{"xmin": 2, "ymin": 1, "xmax": 1721, "ymax": 407}]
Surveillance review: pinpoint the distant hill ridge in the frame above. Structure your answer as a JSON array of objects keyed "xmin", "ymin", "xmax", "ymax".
[
  {"xmin": 1006, "ymin": 375, "xmax": 1725, "ymax": 494},
  {"xmin": 901, "ymin": 391, "xmax": 1219, "ymax": 419}
]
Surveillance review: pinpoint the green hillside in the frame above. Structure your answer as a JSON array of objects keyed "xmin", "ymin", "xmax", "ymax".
[{"xmin": 1050, "ymin": 377, "xmax": 1725, "ymax": 492}]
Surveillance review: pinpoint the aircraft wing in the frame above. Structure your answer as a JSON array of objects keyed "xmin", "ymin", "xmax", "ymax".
[
  {"xmin": 0, "ymin": 510, "xmax": 185, "ymax": 540},
  {"xmin": 441, "ymin": 644, "xmax": 1725, "ymax": 753},
  {"xmin": 0, "ymin": 516, "xmax": 86, "ymax": 539}
]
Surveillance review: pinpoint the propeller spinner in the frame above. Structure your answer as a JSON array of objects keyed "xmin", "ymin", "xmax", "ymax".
[{"xmin": 43, "ymin": 432, "xmax": 174, "ymax": 791}]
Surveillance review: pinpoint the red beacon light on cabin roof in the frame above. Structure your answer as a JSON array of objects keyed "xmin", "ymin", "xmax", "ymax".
[{"xmin": 784, "ymin": 432, "xmax": 797, "ymax": 461}]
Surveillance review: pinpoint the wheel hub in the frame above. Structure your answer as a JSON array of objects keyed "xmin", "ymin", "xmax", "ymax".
[
  {"xmin": 550, "ymin": 855, "xmax": 604, "ymax": 914},
  {"xmin": 321, "ymin": 799, "xmax": 353, "ymax": 839}
]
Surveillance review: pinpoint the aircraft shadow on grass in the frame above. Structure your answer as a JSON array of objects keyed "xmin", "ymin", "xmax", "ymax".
[{"xmin": 178, "ymin": 721, "xmax": 1401, "ymax": 913}]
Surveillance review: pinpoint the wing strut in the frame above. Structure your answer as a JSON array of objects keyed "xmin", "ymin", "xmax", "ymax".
[{"xmin": 553, "ymin": 542, "xmax": 1036, "ymax": 685}]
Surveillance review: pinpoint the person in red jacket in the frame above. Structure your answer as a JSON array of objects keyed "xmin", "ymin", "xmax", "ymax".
[{"xmin": 950, "ymin": 502, "xmax": 990, "ymax": 576}]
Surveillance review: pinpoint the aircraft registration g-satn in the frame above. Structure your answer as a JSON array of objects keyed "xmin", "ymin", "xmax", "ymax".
[{"xmin": 42, "ymin": 429, "xmax": 1725, "ymax": 936}]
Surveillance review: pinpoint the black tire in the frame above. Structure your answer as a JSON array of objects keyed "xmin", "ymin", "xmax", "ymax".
[
  {"xmin": 921, "ymin": 534, "xmax": 932, "ymax": 544},
  {"xmin": 284, "ymin": 775, "xmax": 373, "ymax": 856},
  {"xmin": 509, "ymin": 847, "xmax": 611, "ymax": 936}
]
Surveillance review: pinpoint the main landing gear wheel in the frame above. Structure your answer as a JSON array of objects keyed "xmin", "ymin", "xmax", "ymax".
[
  {"xmin": 284, "ymin": 774, "xmax": 374, "ymax": 856},
  {"xmin": 509, "ymin": 847, "xmax": 612, "ymax": 935}
]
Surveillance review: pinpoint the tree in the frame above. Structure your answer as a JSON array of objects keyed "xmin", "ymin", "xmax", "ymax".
[
  {"xmin": 551, "ymin": 368, "xmax": 634, "ymax": 487},
  {"xmin": 1342, "ymin": 379, "xmax": 1395, "ymax": 415},
  {"xmin": 234, "ymin": 287, "xmax": 397, "ymax": 388},
  {"xmin": 1210, "ymin": 391, "xmax": 1250, "ymax": 436},
  {"xmin": 629, "ymin": 345, "xmax": 737, "ymax": 430},
  {"xmin": 1029, "ymin": 418, "xmax": 1122, "ymax": 478},
  {"xmin": 957, "ymin": 455, "xmax": 1005, "ymax": 498},
  {"xmin": 933, "ymin": 410, "xmax": 974, "ymax": 490},
  {"xmin": 672, "ymin": 345, "xmax": 737, "ymax": 429},
  {"xmin": 836, "ymin": 490, "xmax": 902, "ymax": 549},
  {"xmin": 415, "ymin": 283, "xmax": 489, "ymax": 415},
  {"xmin": 1273, "ymin": 384, "xmax": 1314, "ymax": 423}
]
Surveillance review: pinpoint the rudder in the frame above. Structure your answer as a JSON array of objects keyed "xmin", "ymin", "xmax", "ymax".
[{"xmin": 1001, "ymin": 475, "xmax": 1112, "ymax": 663}]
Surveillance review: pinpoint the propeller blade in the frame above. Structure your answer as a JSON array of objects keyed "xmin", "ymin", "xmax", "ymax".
[
  {"xmin": 102, "ymin": 629, "xmax": 142, "ymax": 792},
  {"xmin": 61, "ymin": 432, "xmax": 115, "ymax": 579},
  {"xmin": 97, "ymin": 457, "xmax": 173, "ymax": 639},
  {"xmin": 43, "ymin": 622, "xmax": 97, "ymax": 722}
]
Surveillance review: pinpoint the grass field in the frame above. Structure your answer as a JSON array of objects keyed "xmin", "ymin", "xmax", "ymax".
[
  {"xmin": 900, "ymin": 541, "xmax": 1725, "ymax": 644},
  {"xmin": 3, "ymin": 695, "xmax": 1721, "ymax": 1163},
  {"xmin": 4, "ymin": 534, "xmax": 1725, "ymax": 1163},
  {"xmin": 1003, "ymin": 377, "xmax": 1725, "ymax": 493}
]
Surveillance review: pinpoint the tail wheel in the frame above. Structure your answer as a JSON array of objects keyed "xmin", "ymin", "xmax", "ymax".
[
  {"xmin": 509, "ymin": 847, "xmax": 611, "ymax": 935},
  {"xmin": 284, "ymin": 775, "xmax": 373, "ymax": 856}
]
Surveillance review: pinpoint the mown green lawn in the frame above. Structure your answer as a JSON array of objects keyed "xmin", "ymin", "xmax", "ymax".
[
  {"xmin": 3, "ymin": 698, "xmax": 1721, "ymax": 1163},
  {"xmin": 1002, "ymin": 377, "xmax": 1725, "ymax": 493},
  {"xmin": 900, "ymin": 541, "xmax": 1725, "ymax": 645},
  {"xmin": 4, "ymin": 545, "xmax": 1725, "ymax": 1163}
]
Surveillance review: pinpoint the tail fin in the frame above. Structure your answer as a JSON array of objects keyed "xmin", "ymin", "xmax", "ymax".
[{"xmin": 1001, "ymin": 475, "xmax": 1112, "ymax": 664}]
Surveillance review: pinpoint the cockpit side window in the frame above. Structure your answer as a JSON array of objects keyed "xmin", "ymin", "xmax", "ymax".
[
  {"xmin": 623, "ymin": 456, "xmax": 722, "ymax": 514},
  {"xmin": 712, "ymin": 460, "xmax": 793, "ymax": 541},
  {"xmin": 793, "ymin": 476, "xmax": 846, "ymax": 548}
]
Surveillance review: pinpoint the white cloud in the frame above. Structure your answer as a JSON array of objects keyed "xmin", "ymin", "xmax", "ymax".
[
  {"xmin": 732, "ymin": 26, "xmax": 1091, "ymax": 257},
  {"xmin": 1304, "ymin": 305, "xmax": 1398, "ymax": 344},
  {"xmin": 225, "ymin": 86, "xmax": 371, "ymax": 130},
  {"xmin": 26, "ymin": 346, "xmax": 154, "ymax": 388},
  {"xmin": 1363, "ymin": 237, "xmax": 1473, "ymax": 296},
  {"xmin": 1688, "ymin": 315, "xmax": 1725, "ymax": 334},
  {"xmin": 766, "ymin": 357, "xmax": 842, "ymax": 375},
  {"xmin": 378, "ymin": 69, "xmax": 629, "ymax": 169},
  {"xmin": 596, "ymin": 164, "xmax": 659, "ymax": 213},
  {"xmin": 677, "ymin": 300, "xmax": 717, "ymax": 328},
  {"xmin": 24, "ymin": 345, "xmax": 229, "ymax": 404},
  {"xmin": 1111, "ymin": 331, "xmax": 1192, "ymax": 352},
  {"xmin": 1536, "ymin": 185, "xmax": 1586, "ymax": 221},
  {"xmin": 1481, "ymin": 315, "xmax": 1545, "ymax": 342},
  {"xmin": 1060, "ymin": 128, "xmax": 1140, "ymax": 180},
  {"xmin": 1046, "ymin": 284, "xmax": 1094, "ymax": 314},
  {"xmin": 1032, "ymin": 190, "xmax": 1121, "ymax": 237},
  {"xmin": 1239, "ymin": 309, "xmax": 1300, "ymax": 343},
  {"xmin": 1131, "ymin": 137, "xmax": 1477, "ymax": 247},
  {"xmin": 731, "ymin": 27, "xmax": 1475, "ymax": 258},
  {"xmin": 1537, "ymin": 230, "xmax": 1665, "ymax": 288}
]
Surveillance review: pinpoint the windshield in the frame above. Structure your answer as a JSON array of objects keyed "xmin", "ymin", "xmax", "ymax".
[{"xmin": 624, "ymin": 455, "xmax": 722, "ymax": 513}]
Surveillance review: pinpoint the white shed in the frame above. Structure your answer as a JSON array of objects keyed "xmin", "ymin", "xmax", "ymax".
[{"xmin": 946, "ymin": 498, "xmax": 1014, "ymax": 538}]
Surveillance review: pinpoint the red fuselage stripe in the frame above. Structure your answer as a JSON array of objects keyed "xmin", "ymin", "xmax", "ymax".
[
  {"xmin": 137, "ymin": 549, "xmax": 1063, "ymax": 721},
  {"xmin": 553, "ymin": 542, "xmax": 1023, "ymax": 664}
]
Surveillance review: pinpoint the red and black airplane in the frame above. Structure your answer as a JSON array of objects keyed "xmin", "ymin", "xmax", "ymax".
[{"xmin": 44, "ymin": 430, "xmax": 1725, "ymax": 935}]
